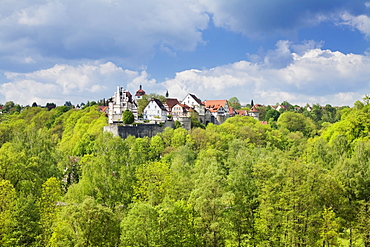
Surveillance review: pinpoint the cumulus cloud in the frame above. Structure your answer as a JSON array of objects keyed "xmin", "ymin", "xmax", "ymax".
[
  {"xmin": 0, "ymin": 62, "xmax": 158, "ymax": 105},
  {"xmin": 162, "ymin": 41, "xmax": 370, "ymax": 106},
  {"xmin": 200, "ymin": 0, "xmax": 366, "ymax": 37},
  {"xmin": 1, "ymin": 42, "xmax": 369, "ymax": 107},
  {"xmin": 0, "ymin": 0, "xmax": 209, "ymax": 70},
  {"xmin": 339, "ymin": 12, "xmax": 370, "ymax": 37}
]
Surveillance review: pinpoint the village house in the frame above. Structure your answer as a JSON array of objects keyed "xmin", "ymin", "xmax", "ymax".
[
  {"xmin": 204, "ymin": 99, "xmax": 230, "ymax": 124},
  {"xmin": 108, "ymin": 86, "xmax": 138, "ymax": 124},
  {"xmin": 249, "ymin": 105, "xmax": 259, "ymax": 120},
  {"xmin": 163, "ymin": 98, "xmax": 180, "ymax": 114},
  {"xmin": 135, "ymin": 85, "xmax": 146, "ymax": 102},
  {"xmin": 181, "ymin": 93, "xmax": 206, "ymax": 123},
  {"xmin": 143, "ymin": 98, "xmax": 168, "ymax": 122}
]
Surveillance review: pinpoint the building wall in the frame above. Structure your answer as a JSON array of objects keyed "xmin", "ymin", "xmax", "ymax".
[
  {"xmin": 104, "ymin": 121, "xmax": 175, "ymax": 139},
  {"xmin": 144, "ymin": 101, "xmax": 167, "ymax": 121}
]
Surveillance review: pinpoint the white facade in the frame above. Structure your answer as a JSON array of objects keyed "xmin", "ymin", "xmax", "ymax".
[
  {"xmin": 144, "ymin": 98, "xmax": 168, "ymax": 122},
  {"xmin": 108, "ymin": 86, "xmax": 138, "ymax": 124},
  {"xmin": 181, "ymin": 93, "xmax": 205, "ymax": 123}
]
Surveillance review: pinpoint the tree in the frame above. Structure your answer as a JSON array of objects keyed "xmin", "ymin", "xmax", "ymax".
[
  {"xmin": 0, "ymin": 180, "xmax": 16, "ymax": 246},
  {"xmin": 50, "ymin": 197, "xmax": 119, "ymax": 247},
  {"xmin": 229, "ymin": 97, "xmax": 241, "ymax": 110},
  {"xmin": 137, "ymin": 94, "xmax": 166, "ymax": 113},
  {"xmin": 120, "ymin": 203, "xmax": 160, "ymax": 246},
  {"xmin": 189, "ymin": 154, "xmax": 229, "ymax": 246},
  {"xmin": 134, "ymin": 161, "xmax": 172, "ymax": 206},
  {"xmin": 265, "ymin": 108, "xmax": 280, "ymax": 122},
  {"xmin": 39, "ymin": 177, "xmax": 62, "ymax": 246},
  {"xmin": 46, "ymin": 103, "xmax": 56, "ymax": 111},
  {"xmin": 122, "ymin": 109, "xmax": 134, "ymax": 124},
  {"xmin": 278, "ymin": 111, "xmax": 317, "ymax": 137}
]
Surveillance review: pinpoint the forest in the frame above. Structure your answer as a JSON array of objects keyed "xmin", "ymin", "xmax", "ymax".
[{"xmin": 1, "ymin": 98, "xmax": 370, "ymax": 247}]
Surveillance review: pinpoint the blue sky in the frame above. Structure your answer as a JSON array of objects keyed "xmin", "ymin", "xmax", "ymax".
[{"xmin": 0, "ymin": 0, "xmax": 370, "ymax": 106}]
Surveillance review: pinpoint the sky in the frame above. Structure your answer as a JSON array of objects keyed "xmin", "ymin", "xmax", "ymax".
[{"xmin": 0, "ymin": 0, "xmax": 370, "ymax": 107}]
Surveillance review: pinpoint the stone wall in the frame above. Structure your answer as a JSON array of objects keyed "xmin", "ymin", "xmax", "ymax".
[{"xmin": 104, "ymin": 121, "xmax": 174, "ymax": 139}]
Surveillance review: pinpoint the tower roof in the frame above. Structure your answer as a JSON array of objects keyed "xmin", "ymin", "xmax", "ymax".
[{"xmin": 135, "ymin": 85, "xmax": 146, "ymax": 96}]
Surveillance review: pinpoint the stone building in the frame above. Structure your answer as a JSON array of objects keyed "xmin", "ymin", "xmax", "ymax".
[{"xmin": 108, "ymin": 86, "xmax": 138, "ymax": 124}]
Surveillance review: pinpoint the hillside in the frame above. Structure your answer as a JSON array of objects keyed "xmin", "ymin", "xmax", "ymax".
[{"xmin": 1, "ymin": 102, "xmax": 370, "ymax": 246}]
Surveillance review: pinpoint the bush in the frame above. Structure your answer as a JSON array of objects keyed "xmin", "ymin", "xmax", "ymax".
[{"xmin": 122, "ymin": 110, "xmax": 134, "ymax": 124}]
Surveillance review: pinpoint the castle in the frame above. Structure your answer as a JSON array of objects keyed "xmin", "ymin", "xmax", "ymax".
[{"xmin": 104, "ymin": 85, "xmax": 259, "ymax": 137}]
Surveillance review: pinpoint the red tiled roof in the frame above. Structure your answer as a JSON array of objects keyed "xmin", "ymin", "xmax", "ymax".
[
  {"xmin": 204, "ymin": 100, "xmax": 227, "ymax": 109},
  {"xmin": 250, "ymin": 105, "xmax": 258, "ymax": 113},
  {"xmin": 135, "ymin": 89, "xmax": 146, "ymax": 96},
  {"xmin": 99, "ymin": 106, "xmax": 108, "ymax": 113},
  {"xmin": 229, "ymin": 107, "xmax": 236, "ymax": 115},
  {"xmin": 166, "ymin": 98, "xmax": 180, "ymax": 109},
  {"xmin": 235, "ymin": 110, "xmax": 247, "ymax": 116}
]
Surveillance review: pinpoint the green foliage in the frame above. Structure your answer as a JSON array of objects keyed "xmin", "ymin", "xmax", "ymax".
[
  {"xmin": 50, "ymin": 197, "xmax": 119, "ymax": 247},
  {"xmin": 2, "ymin": 98, "xmax": 370, "ymax": 246},
  {"xmin": 122, "ymin": 109, "xmax": 134, "ymax": 124},
  {"xmin": 228, "ymin": 96, "xmax": 241, "ymax": 110},
  {"xmin": 137, "ymin": 93, "xmax": 166, "ymax": 113},
  {"xmin": 278, "ymin": 111, "xmax": 318, "ymax": 137},
  {"xmin": 0, "ymin": 180, "xmax": 16, "ymax": 246}
]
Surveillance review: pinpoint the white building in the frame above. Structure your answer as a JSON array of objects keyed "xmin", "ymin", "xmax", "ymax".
[
  {"xmin": 108, "ymin": 86, "xmax": 138, "ymax": 124},
  {"xmin": 135, "ymin": 85, "xmax": 146, "ymax": 103},
  {"xmin": 249, "ymin": 105, "xmax": 259, "ymax": 120},
  {"xmin": 181, "ymin": 93, "xmax": 205, "ymax": 123},
  {"xmin": 204, "ymin": 99, "xmax": 230, "ymax": 124},
  {"xmin": 143, "ymin": 98, "xmax": 168, "ymax": 122}
]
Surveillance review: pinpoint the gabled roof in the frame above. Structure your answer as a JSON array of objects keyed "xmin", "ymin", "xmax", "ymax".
[
  {"xmin": 165, "ymin": 98, "xmax": 180, "ymax": 109},
  {"xmin": 235, "ymin": 110, "xmax": 247, "ymax": 116},
  {"xmin": 229, "ymin": 107, "xmax": 237, "ymax": 116},
  {"xmin": 150, "ymin": 98, "xmax": 167, "ymax": 112},
  {"xmin": 250, "ymin": 105, "xmax": 259, "ymax": 113},
  {"xmin": 204, "ymin": 100, "xmax": 228, "ymax": 109},
  {"xmin": 174, "ymin": 103, "xmax": 192, "ymax": 112},
  {"xmin": 204, "ymin": 100, "xmax": 228, "ymax": 113},
  {"xmin": 99, "ymin": 106, "xmax": 108, "ymax": 113},
  {"xmin": 187, "ymin": 93, "xmax": 204, "ymax": 106}
]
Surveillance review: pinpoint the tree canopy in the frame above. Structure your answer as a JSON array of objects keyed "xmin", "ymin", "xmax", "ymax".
[{"xmin": 1, "ymin": 100, "xmax": 370, "ymax": 246}]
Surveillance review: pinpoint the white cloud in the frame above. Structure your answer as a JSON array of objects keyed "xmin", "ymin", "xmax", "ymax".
[
  {"xmin": 339, "ymin": 12, "xmax": 370, "ymax": 37},
  {"xmin": 199, "ymin": 0, "xmax": 365, "ymax": 37},
  {"xmin": 0, "ymin": 62, "xmax": 157, "ymax": 105},
  {"xmin": 161, "ymin": 41, "xmax": 370, "ymax": 106},
  {"xmin": 1, "ymin": 43, "xmax": 369, "ymax": 107},
  {"xmin": 0, "ymin": 0, "xmax": 209, "ymax": 68}
]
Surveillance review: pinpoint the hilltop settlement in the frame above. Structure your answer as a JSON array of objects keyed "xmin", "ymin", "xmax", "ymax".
[{"xmin": 104, "ymin": 85, "xmax": 260, "ymax": 130}]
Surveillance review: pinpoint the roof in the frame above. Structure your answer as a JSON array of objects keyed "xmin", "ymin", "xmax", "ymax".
[
  {"xmin": 150, "ymin": 98, "xmax": 167, "ymax": 112},
  {"xmin": 250, "ymin": 105, "xmax": 259, "ymax": 113},
  {"xmin": 188, "ymin": 93, "xmax": 204, "ymax": 106},
  {"xmin": 165, "ymin": 98, "xmax": 180, "ymax": 109},
  {"xmin": 204, "ymin": 100, "xmax": 228, "ymax": 113},
  {"xmin": 135, "ymin": 85, "xmax": 146, "ymax": 96},
  {"xmin": 174, "ymin": 103, "xmax": 192, "ymax": 112},
  {"xmin": 204, "ymin": 100, "xmax": 227, "ymax": 109},
  {"xmin": 99, "ymin": 106, "xmax": 108, "ymax": 113},
  {"xmin": 235, "ymin": 110, "xmax": 247, "ymax": 116},
  {"xmin": 229, "ymin": 107, "xmax": 236, "ymax": 115}
]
